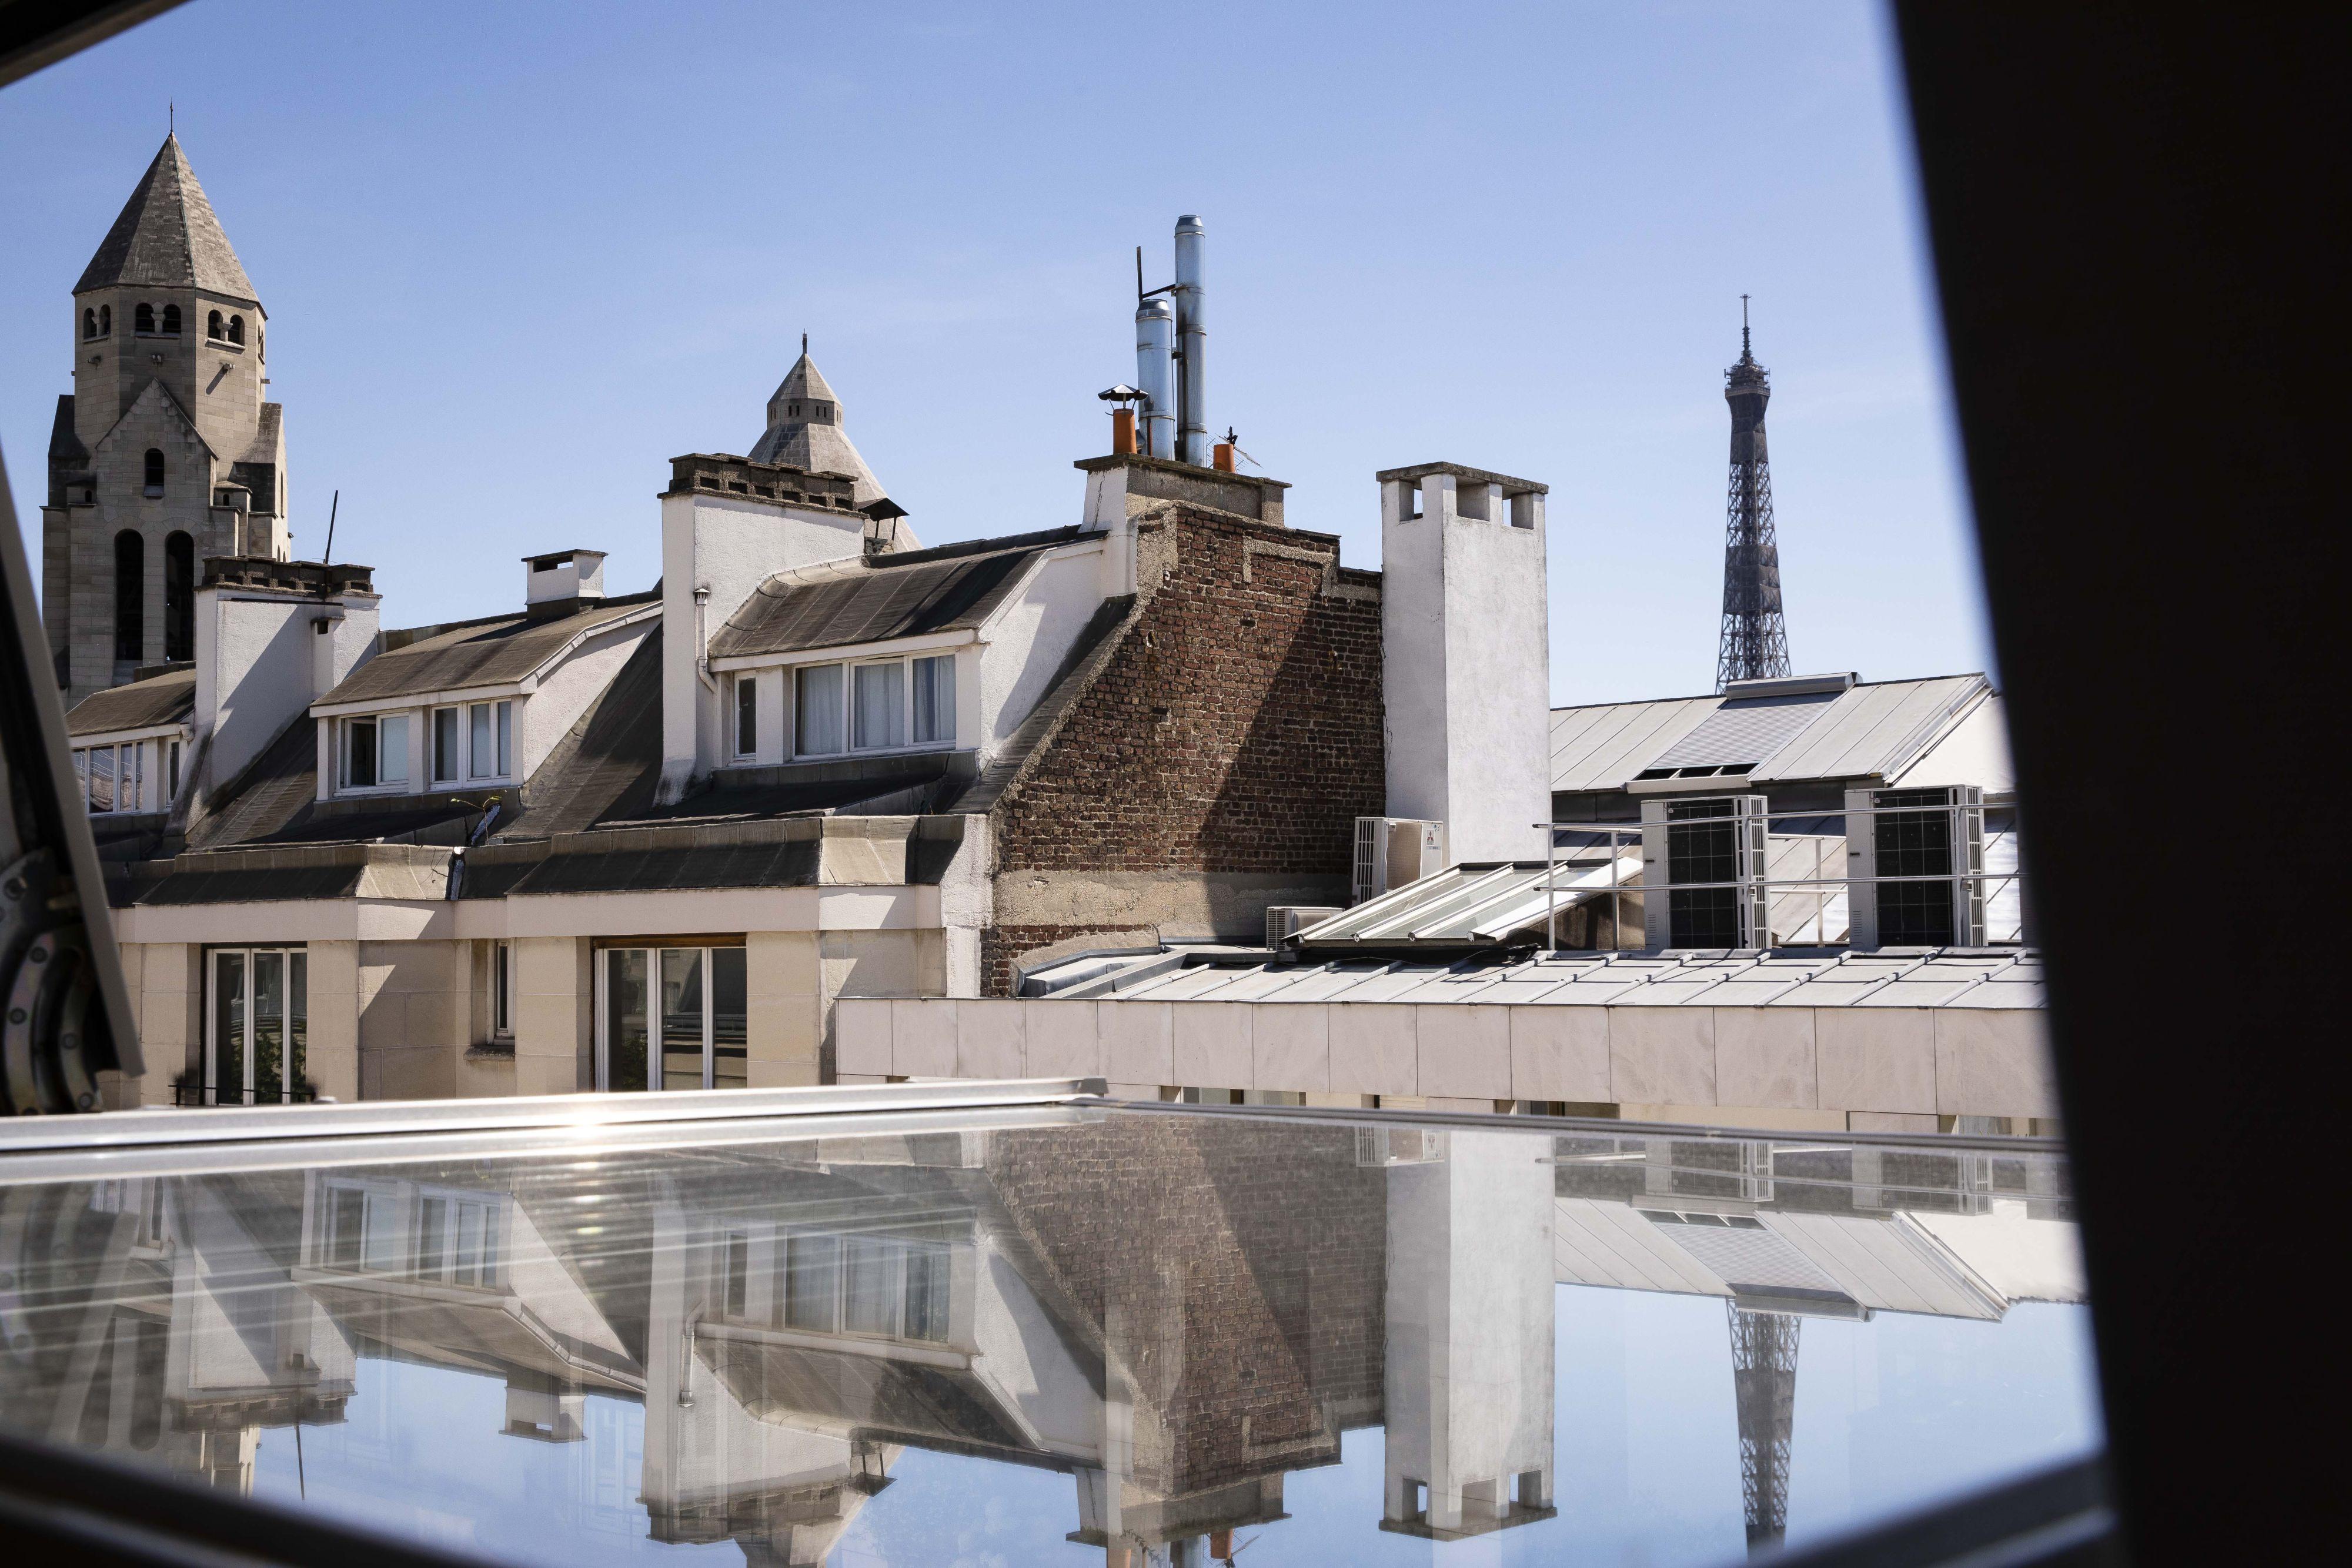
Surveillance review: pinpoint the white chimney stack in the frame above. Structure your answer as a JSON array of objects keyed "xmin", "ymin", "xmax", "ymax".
[
  {"xmin": 523, "ymin": 549, "xmax": 607, "ymax": 610},
  {"xmin": 1378, "ymin": 463, "xmax": 1552, "ymax": 864}
]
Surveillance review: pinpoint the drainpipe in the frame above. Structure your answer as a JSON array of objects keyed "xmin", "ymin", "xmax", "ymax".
[{"xmin": 692, "ymin": 587, "xmax": 717, "ymax": 693}]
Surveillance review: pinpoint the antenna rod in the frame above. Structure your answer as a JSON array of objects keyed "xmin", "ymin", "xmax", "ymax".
[
  {"xmin": 1136, "ymin": 246, "xmax": 1144, "ymax": 304},
  {"xmin": 322, "ymin": 489, "xmax": 339, "ymax": 565}
]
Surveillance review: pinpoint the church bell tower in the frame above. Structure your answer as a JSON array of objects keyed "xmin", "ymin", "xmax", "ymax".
[{"xmin": 42, "ymin": 133, "xmax": 290, "ymax": 704}]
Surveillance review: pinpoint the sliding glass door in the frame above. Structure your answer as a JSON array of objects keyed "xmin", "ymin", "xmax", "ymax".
[
  {"xmin": 595, "ymin": 945, "xmax": 747, "ymax": 1091},
  {"xmin": 205, "ymin": 947, "xmax": 308, "ymax": 1105}
]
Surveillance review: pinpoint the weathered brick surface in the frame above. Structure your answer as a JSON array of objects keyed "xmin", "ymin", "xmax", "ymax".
[
  {"xmin": 986, "ymin": 1116, "xmax": 1386, "ymax": 1496},
  {"xmin": 983, "ymin": 506, "xmax": 1384, "ymax": 993}
]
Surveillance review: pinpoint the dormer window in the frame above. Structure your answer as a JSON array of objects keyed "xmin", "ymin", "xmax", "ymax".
[
  {"xmin": 207, "ymin": 310, "xmax": 225, "ymax": 340},
  {"xmin": 134, "ymin": 303, "xmax": 155, "ymax": 334},
  {"xmin": 160, "ymin": 305, "xmax": 181, "ymax": 335}
]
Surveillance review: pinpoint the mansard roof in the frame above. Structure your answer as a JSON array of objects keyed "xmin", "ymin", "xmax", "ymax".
[
  {"xmin": 74, "ymin": 135, "xmax": 259, "ymax": 305},
  {"xmin": 317, "ymin": 593, "xmax": 657, "ymax": 708},
  {"xmin": 66, "ymin": 667, "xmax": 193, "ymax": 737},
  {"xmin": 708, "ymin": 528, "xmax": 1088, "ymax": 661}
]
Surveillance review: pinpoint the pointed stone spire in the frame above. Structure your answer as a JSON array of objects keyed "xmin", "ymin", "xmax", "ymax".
[
  {"xmin": 749, "ymin": 342, "xmax": 886, "ymax": 504},
  {"xmin": 74, "ymin": 134, "xmax": 258, "ymax": 305}
]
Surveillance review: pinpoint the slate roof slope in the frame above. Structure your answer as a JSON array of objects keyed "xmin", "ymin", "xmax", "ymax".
[
  {"xmin": 321, "ymin": 593, "xmax": 655, "ymax": 706},
  {"xmin": 1550, "ymin": 674, "xmax": 1995, "ymax": 792},
  {"xmin": 495, "ymin": 631, "xmax": 664, "ymax": 838},
  {"xmin": 75, "ymin": 135, "xmax": 259, "ymax": 303},
  {"xmin": 66, "ymin": 668, "xmax": 194, "ymax": 736},
  {"xmin": 709, "ymin": 531, "xmax": 1081, "ymax": 660}
]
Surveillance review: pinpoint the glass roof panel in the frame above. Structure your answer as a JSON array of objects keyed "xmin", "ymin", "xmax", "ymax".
[{"xmin": 0, "ymin": 1106, "xmax": 2098, "ymax": 1566}]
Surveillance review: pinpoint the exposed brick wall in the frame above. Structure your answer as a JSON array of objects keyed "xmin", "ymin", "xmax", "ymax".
[
  {"xmin": 981, "ymin": 507, "xmax": 1383, "ymax": 994},
  {"xmin": 985, "ymin": 1116, "xmax": 1387, "ymax": 1497},
  {"xmin": 992, "ymin": 507, "xmax": 1383, "ymax": 876}
]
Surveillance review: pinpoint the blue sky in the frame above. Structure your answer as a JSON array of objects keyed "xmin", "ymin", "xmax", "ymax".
[{"xmin": 0, "ymin": 1, "xmax": 1989, "ymax": 706}]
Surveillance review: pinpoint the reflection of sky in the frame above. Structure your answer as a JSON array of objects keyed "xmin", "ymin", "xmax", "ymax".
[
  {"xmin": 830, "ymin": 1288, "xmax": 2104, "ymax": 1568},
  {"xmin": 244, "ymin": 1285, "xmax": 2100, "ymax": 1567}
]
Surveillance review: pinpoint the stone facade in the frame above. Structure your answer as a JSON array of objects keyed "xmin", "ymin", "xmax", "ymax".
[
  {"xmin": 42, "ymin": 135, "xmax": 289, "ymax": 706},
  {"xmin": 980, "ymin": 504, "xmax": 1385, "ymax": 991}
]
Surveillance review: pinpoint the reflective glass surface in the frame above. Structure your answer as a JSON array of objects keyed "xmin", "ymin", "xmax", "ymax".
[{"xmin": 0, "ymin": 1111, "xmax": 2098, "ymax": 1565}]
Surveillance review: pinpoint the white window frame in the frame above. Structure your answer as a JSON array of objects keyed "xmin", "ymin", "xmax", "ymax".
[
  {"xmin": 773, "ymin": 653, "xmax": 958, "ymax": 761},
  {"xmin": 772, "ymin": 1227, "xmax": 953, "ymax": 1345},
  {"xmin": 339, "ymin": 713, "xmax": 412, "ymax": 795},
  {"xmin": 491, "ymin": 940, "xmax": 514, "ymax": 1039},
  {"xmin": 430, "ymin": 706, "xmax": 462, "ymax": 786},
  {"xmin": 729, "ymin": 673, "xmax": 759, "ymax": 760},
  {"xmin": 412, "ymin": 1187, "xmax": 504, "ymax": 1288},
  {"xmin": 74, "ymin": 740, "xmax": 148, "ymax": 814},
  {"xmin": 467, "ymin": 700, "xmax": 514, "ymax": 781},
  {"xmin": 592, "ymin": 944, "xmax": 749, "ymax": 1093},
  {"xmin": 203, "ymin": 945, "xmax": 308, "ymax": 1105}
]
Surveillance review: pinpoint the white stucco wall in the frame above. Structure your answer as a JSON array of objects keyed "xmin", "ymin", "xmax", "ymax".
[
  {"xmin": 977, "ymin": 542, "xmax": 1109, "ymax": 753},
  {"xmin": 662, "ymin": 492, "xmax": 870, "ymax": 795},
  {"xmin": 519, "ymin": 618, "xmax": 654, "ymax": 781},
  {"xmin": 1381, "ymin": 475, "xmax": 1551, "ymax": 862},
  {"xmin": 196, "ymin": 586, "xmax": 379, "ymax": 791}
]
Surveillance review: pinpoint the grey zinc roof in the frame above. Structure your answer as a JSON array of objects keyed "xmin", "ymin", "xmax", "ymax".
[
  {"xmin": 709, "ymin": 538, "xmax": 1063, "ymax": 661},
  {"xmin": 1550, "ymin": 674, "xmax": 1994, "ymax": 791},
  {"xmin": 1750, "ymin": 674, "xmax": 1990, "ymax": 784},
  {"xmin": 322, "ymin": 596, "xmax": 654, "ymax": 706},
  {"xmin": 74, "ymin": 135, "xmax": 259, "ymax": 303},
  {"xmin": 66, "ymin": 668, "xmax": 194, "ymax": 736}
]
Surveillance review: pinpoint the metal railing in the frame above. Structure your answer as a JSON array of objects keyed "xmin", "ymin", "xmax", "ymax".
[
  {"xmin": 1536, "ymin": 803, "xmax": 2029, "ymax": 952},
  {"xmin": 172, "ymin": 1081, "xmax": 320, "ymax": 1108}
]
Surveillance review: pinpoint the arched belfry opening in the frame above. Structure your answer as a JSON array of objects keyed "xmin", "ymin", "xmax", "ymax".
[
  {"xmin": 164, "ymin": 532, "xmax": 195, "ymax": 661},
  {"xmin": 113, "ymin": 531, "xmax": 144, "ymax": 662}
]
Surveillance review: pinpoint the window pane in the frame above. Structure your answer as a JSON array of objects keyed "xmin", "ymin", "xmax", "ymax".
[
  {"xmin": 213, "ymin": 952, "xmax": 246, "ymax": 1104},
  {"xmin": 796, "ymin": 664, "xmax": 844, "ymax": 754},
  {"xmin": 360, "ymin": 1192, "xmax": 399, "ymax": 1272},
  {"xmin": 168, "ymin": 741, "xmax": 181, "ymax": 798},
  {"xmin": 724, "ymin": 1234, "xmax": 749, "ymax": 1319},
  {"xmin": 853, "ymin": 663, "xmax": 904, "ymax": 750},
  {"xmin": 904, "ymin": 1246, "xmax": 950, "ymax": 1342},
  {"xmin": 913, "ymin": 656, "xmax": 955, "ymax": 744},
  {"xmin": 497, "ymin": 701, "xmax": 513, "ymax": 777},
  {"xmin": 734, "ymin": 677, "xmax": 757, "ymax": 755},
  {"xmin": 660, "ymin": 948, "xmax": 706, "ymax": 1090},
  {"xmin": 289, "ymin": 951, "xmax": 307, "ymax": 1096},
  {"xmin": 348, "ymin": 720, "xmax": 377, "ymax": 788},
  {"xmin": 470, "ymin": 704, "xmax": 493, "ymax": 777},
  {"xmin": 433, "ymin": 708, "xmax": 459, "ymax": 783},
  {"xmin": 380, "ymin": 714, "xmax": 409, "ymax": 783},
  {"xmin": 783, "ymin": 1235, "xmax": 838, "ymax": 1330},
  {"xmin": 88, "ymin": 744, "xmax": 115, "ymax": 811},
  {"xmin": 842, "ymin": 1237, "xmax": 899, "ymax": 1336},
  {"xmin": 253, "ymin": 951, "xmax": 285, "ymax": 1104},
  {"xmin": 125, "ymin": 742, "xmax": 143, "ymax": 811},
  {"xmin": 604, "ymin": 950, "xmax": 649, "ymax": 1092},
  {"xmin": 416, "ymin": 1196, "xmax": 449, "ymax": 1281},
  {"xmin": 330, "ymin": 1187, "xmax": 363, "ymax": 1268},
  {"xmin": 493, "ymin": 943, "xmax": 510, "ymax": 1036},
  {"xmin": 455, "ymin": 1202, "xmax": 485, "ymax": 1285},
  {"xmin": 711, "ymin": 948, "xmax": 747, "ymax": 1090}
]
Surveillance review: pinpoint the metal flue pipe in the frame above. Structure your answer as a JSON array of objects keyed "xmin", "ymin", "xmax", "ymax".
[
  {"xmin": 1135, "ymin": 295, "xmax": 1177, "ymax": 459},
  {"xmin": 1173, "ymin": 215, "xmax": 1207, "ymax": 465}
]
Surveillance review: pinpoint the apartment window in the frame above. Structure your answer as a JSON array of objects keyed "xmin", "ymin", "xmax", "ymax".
[
  {"xmin": 853, "ymin": 661, "xmax": 905, "ymax": 750},
  {"xmin": 912, "ymin": 654, "xmax": 954, "ymax": 744},
  {"xmin": 492, "ymin": 940, "xmax": 514, "ymax": 1038},
  {"xmin": 732, "ymin": 674, "xmax": 758, "ymax": 757},
  {"xmin": 595, "ymin": 944, "xmax": 747, "ymax": 1092},
  {"xmin": 325, "ymin": 1183, "xmax": 399, "ymax": 1272},
  {"xmin": 795, "ymin": 663, "xmax": 845, "ymax": 755},
  {"xmin": 166, "ymin": 739, "xmax": 181, "ymax": 801},
  {"xmin": 415, "ymin": 1191, "xmax": 501, "ymax": 1287},
  {"xmin": 75, "ymin": 742, "xmax": 145, "ymax": 813},
  {"xmin": 344, "ymin": 714, "xmax": 410, "ymax": 791},
  {"xmin": 469, "ymin": 701, "xmax": 512, "ymax": 779},
  {"xmin": 206, "ymin": 947, "xmax": 307, "ymax": 1105},
  {"xmin": 432, "ymin": 707, "xmax": 460, "ymax": 784},
  {"xmin": 773, "ymin": 1231, "xmax": 950, "ymax": 1344}
]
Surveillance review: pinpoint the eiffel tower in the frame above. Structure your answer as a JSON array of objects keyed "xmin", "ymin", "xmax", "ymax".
[
  {"xmin": 1728, "ymin": 1302, "xmax": 1800, "ymax": 1553},
  {"xmin": 1715, "ymin": 299, "xmax": 1793, "ymax": 691}
]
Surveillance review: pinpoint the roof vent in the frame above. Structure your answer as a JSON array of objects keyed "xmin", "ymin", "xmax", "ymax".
[
  {"xmin": 1722, "ymin": 671, "xmax": 1856, "ymax": 700},
  {"xmin": 523, "ymin": 549, "xmax": 607, "ymax": 613}
]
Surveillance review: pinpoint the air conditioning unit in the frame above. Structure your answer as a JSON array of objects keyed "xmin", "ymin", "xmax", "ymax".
[
  {"xmin": 1266, "ymin": 905, "xmax": 1344, "ymax": 952},
  {"xmin": 1846, "ymin": 785, "xmax": 1986, "ymax": 948},
  {"xmin": 1640, "ymin": 794, "xmax": 1770, "ymax": 950},
  {"xmin": 1352, "ymin": 817, "xmax": 1446, "ymax": 905}
]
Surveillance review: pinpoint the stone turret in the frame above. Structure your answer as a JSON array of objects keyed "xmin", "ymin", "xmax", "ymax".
[
  {"xmin": 747, "ymin": 345, "xmax": 887, "ymax": 507},
  {"xmin": 44, "ymin": 135, "xmax": 291, "ymax": 705}
]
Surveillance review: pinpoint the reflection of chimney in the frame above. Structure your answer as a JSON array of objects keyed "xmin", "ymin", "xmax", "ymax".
[{"xmin": 1728, "ymin": 1304, "xmax": 1801, "ymax": 1554}]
